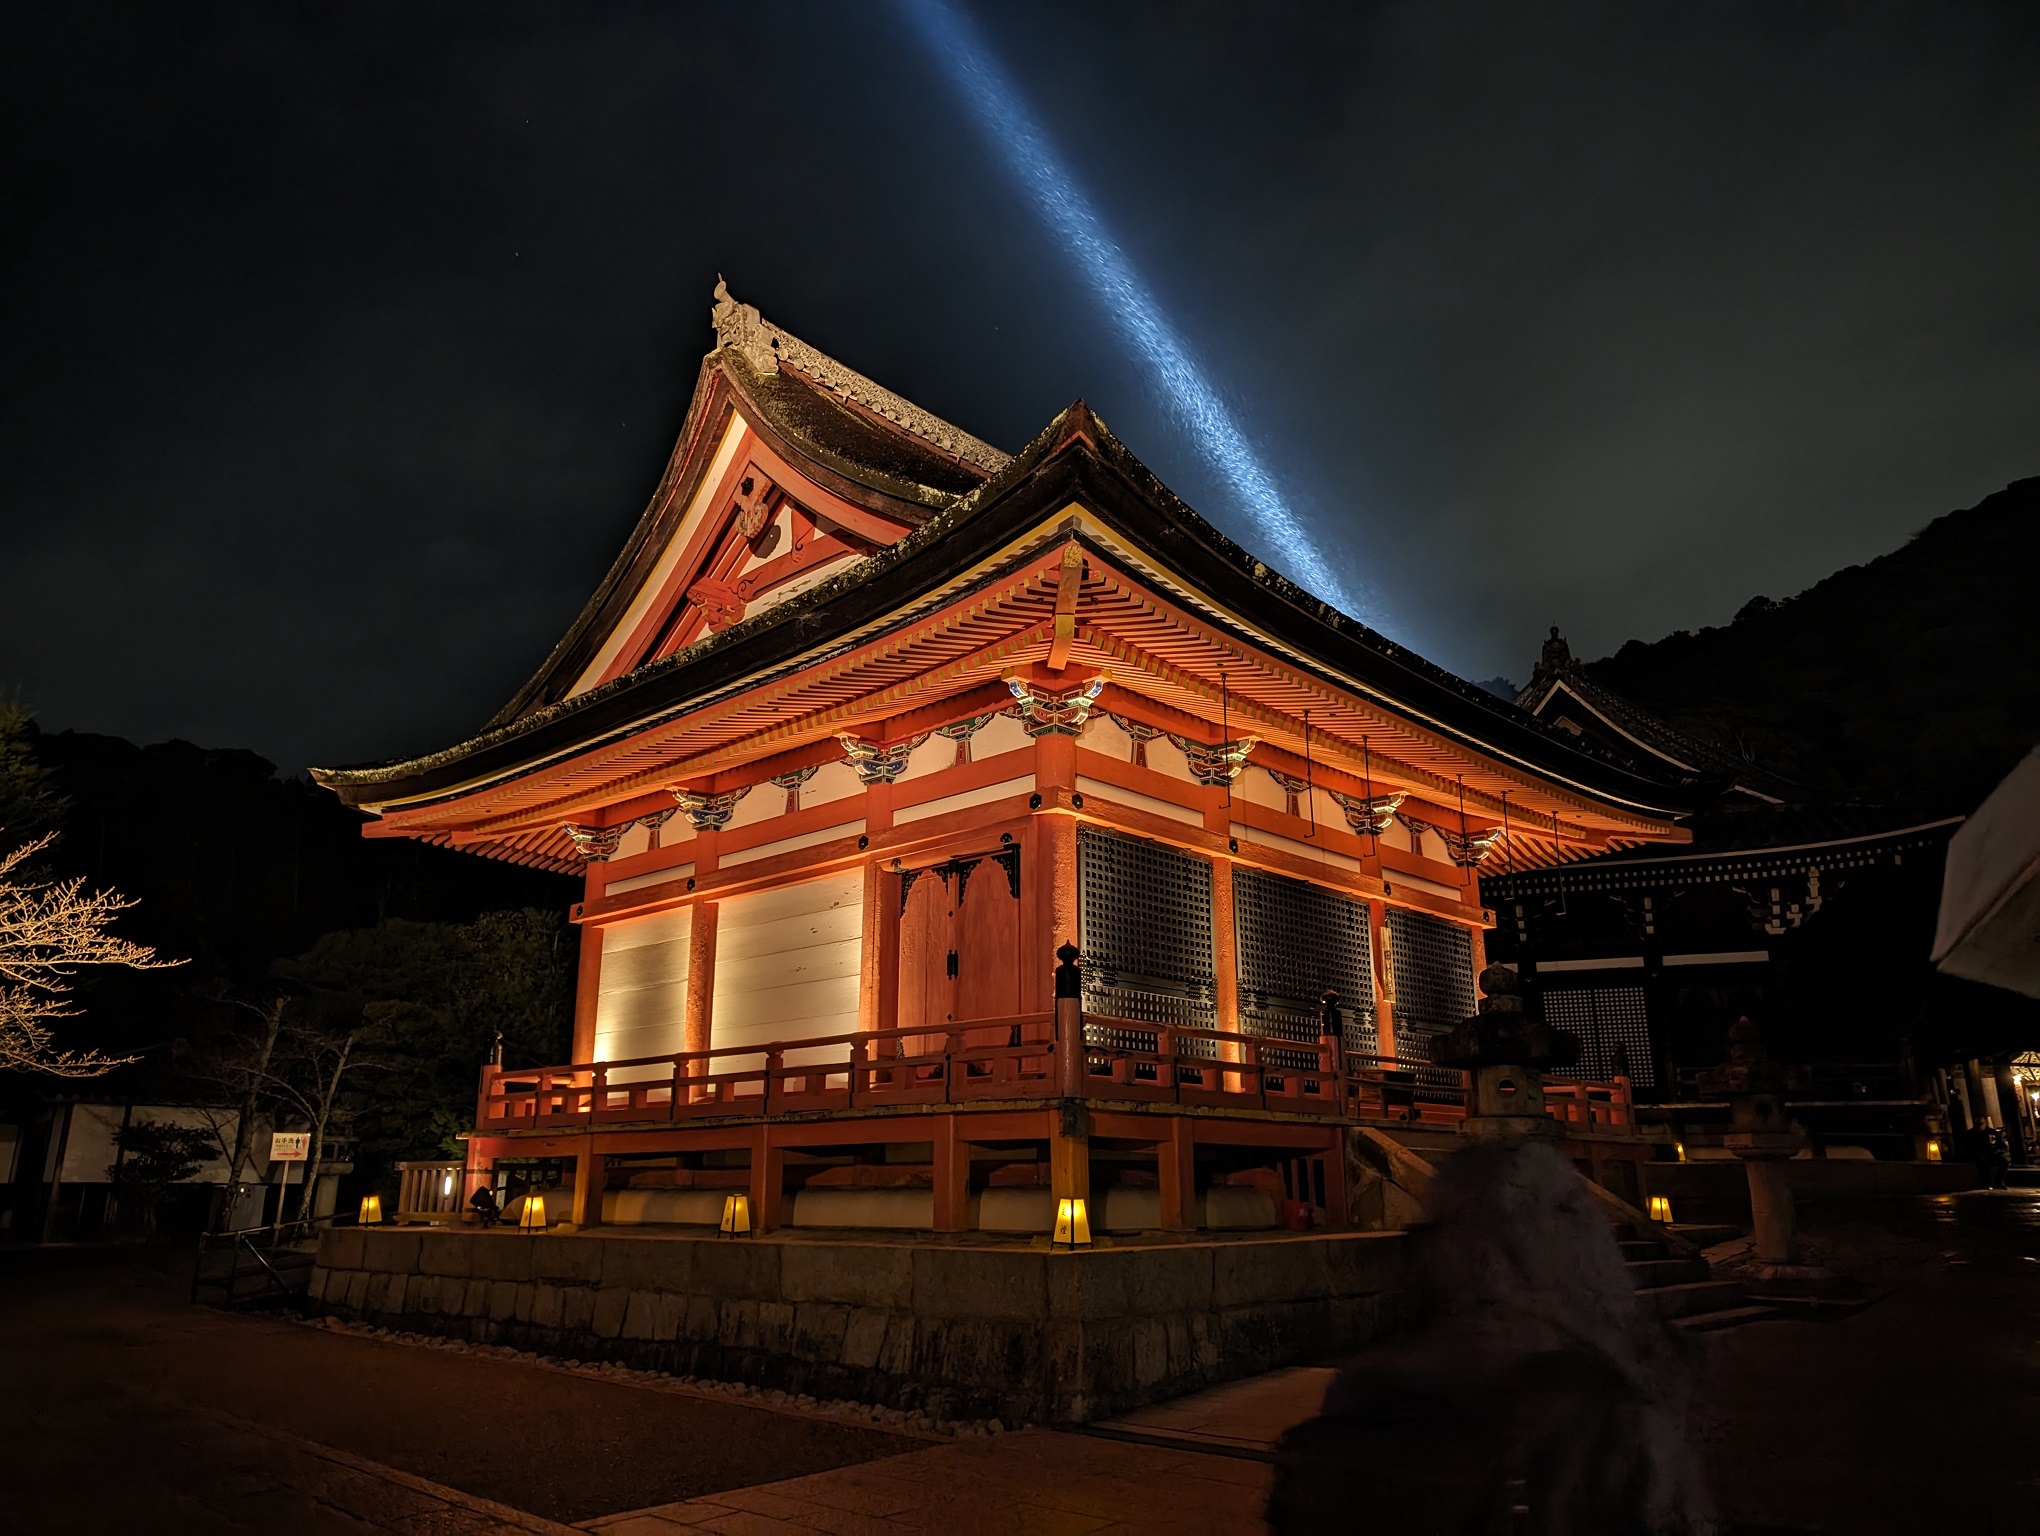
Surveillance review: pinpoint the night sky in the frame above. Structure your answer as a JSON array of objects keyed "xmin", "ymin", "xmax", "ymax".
[{"xmin": 5, "ymin": 3, "xmax": 2036, "ymax": 774}]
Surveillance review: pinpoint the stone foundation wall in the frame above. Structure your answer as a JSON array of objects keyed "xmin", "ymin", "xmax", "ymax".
[{"xmin": 309, "ymin": 1227, "xmax": 1403, "ymax": 1424}]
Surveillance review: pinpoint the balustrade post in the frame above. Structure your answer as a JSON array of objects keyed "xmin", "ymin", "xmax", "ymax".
[
  {"xmin": 849, "ymin": 1037, "xmax": 866, "ymax": 1107},
  {"xmin": 764, "ymin": 1050, "xmax": 783, "ymax": 1116},
  {"xmin": 1054, "ymin": 942, "xmax": 1084, "ymax": 1099}
]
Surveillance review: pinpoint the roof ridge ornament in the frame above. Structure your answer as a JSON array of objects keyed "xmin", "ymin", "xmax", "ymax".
[{"xmin": 709, "ymin": 278, "xmax": 1009, "ymax": 473}]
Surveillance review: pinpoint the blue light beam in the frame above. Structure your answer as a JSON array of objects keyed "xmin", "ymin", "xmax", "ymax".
[{"xmin": 898, "ymin": 0, "xmax": 1361, "ymax": 619}]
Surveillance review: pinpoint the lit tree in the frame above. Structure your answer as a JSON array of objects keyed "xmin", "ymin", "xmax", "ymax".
[{"xmin": 0, "ymin": 831, "xmax": 178, "ymax": 1076}]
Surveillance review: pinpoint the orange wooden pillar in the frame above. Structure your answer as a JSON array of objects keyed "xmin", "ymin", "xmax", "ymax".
[
  {"xmin": 1369, "ymin": 897, "xmax": 1398, "ymax": 1061},
  {"xmin": 1158, "ymin": 1115, "xmax": 1197, "ymax": 1232},
  {"xmin": 933, "ymin": 1113, "xmax": 969, "ymax": 1232},
  {"xmin": 1212, "ymin": 855, "xmax": 1243, "ymax": 1090},
  {"xmin": 749, "ymin": 1122, "xmax": 783, "ymax": 1232},
  {"xmin": 683, "ymin": 901, "xmax": 718, "ymax": 1099},
  {"xmin": 571, "ymin": 924, "xmax": 603, "ymax": 1063},
  {"xmin": 572, "ymin": 1136, "xmax": 603, "ymax": 1228}
]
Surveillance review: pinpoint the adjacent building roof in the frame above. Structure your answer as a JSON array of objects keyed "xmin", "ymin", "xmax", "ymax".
[{"xmin": 1515, "ymin": 628, "xmax": 1793, "ymax": 804}]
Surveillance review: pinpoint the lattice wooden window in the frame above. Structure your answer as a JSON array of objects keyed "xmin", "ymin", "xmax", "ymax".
[
  {"xmin": 1543, "ymin": 986, "xmax": 1655, "ymax": 1087},
  {"xmin": 1233, "ymin": 867, "xmax": 1378, "ymax": 1059},
  {"xmin": 1078, "ymin": 826, "xmax": 1215, "ymax": 1052},
  {"xmin": 1384, "ymin": 907, "xmax": 1475, "ymax": 1047}
]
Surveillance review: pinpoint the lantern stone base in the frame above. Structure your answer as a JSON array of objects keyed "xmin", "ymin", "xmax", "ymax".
[{"xmin": 307, "ymin": 1224, "xmax": 1404, "ymax": 1425}]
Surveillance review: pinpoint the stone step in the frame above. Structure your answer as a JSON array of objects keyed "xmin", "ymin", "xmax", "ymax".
[
  {"xmin": 1618, "ymin": 1239, "xmax": 1669, "ymax": 1261},
  {"xmin": 1669, "ymin": 1223, "xmax": 1745, "ymax": 1247},
  {"xmin": 1635, "ymin": 1279, "xmax": 1749, "ymax": 1321},
  {"xmin": 1673, "ymin": 1304, "xmax": 1778, "ymax": 1333},
  {"xmin": 1626, "ymin": 1256, "xmax": 1711, "ymax": 1288}
]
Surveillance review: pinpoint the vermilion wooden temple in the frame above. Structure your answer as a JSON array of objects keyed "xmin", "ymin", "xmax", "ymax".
[{"xmin": 316, "ymin": 283, "xmax": 1690, "ymax": 1235}]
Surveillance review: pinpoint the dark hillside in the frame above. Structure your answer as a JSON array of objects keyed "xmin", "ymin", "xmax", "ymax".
[
  {"xmin": 8, "ymin": 726, "xmax": 573, "ymax": 1095},
  {"xmin": 1588, "ymin": 477, "xmax": 2040, "ymax": 813}
]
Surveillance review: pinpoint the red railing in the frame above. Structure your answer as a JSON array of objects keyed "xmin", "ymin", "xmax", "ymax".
[{"xmin": 478, "ymin": 1014, "xmax": 1634, "ymax": 1134}]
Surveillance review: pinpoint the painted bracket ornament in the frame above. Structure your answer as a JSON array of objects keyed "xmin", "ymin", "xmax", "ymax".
[
  {"xmin": 635, "ymin": 806, "xmax": 678, "ymax": 849},
  {"xmin": 563, "ymin": 823, "xmax": 627, "ymax": 863},
  {"xmin": 671, "ymin": 787, "xmax": 749, "ymax": 831},
  {"xmin": 934, "ymin": 713, "xmax": 999, "ymax": 765},
  {"xmin": 1003, "ymin": 673, "xmax": 1107, "ymax": 737},
  {"xmin": 838, "ymin": 733, "xmax": 930, "ymax": 786},
  {"xmin": 1329, "ymin": 789, "xmax": 1407, "ymax": 837},
  {"xmin": 1107, "ymin": 712, "xmax": 1164, "ymax": 767},
  {"xmin": 1265, "ymin": 768, "xmax": 1310, "ymax": 818},
  {"xmin": 768, "ymin": 764, "xmax": 821, "ymax": 813},
  {"xmin": 1440, "ymin": 827, "xmax": 1505, "ymax": 868},
  {"xmin": 1169, "ymin": 733, "xmax": 1260, "ymax": 787}
]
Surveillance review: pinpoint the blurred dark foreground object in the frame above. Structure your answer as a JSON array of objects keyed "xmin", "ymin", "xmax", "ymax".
[{"xmin": 1268, "ymin": 1141, "xmax": 1717, "ymax": 1536}]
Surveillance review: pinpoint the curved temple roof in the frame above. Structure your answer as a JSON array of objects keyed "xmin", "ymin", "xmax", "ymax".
[{"xmin": 314, "ymin": 284, "xmax": 1694, "ymax": 873}]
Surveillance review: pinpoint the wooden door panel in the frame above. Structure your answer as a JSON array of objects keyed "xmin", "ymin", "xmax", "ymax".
[
  {"xmin": 956, "ymin": 857, "xmax": 1022, "ymax": 1027},
  {"xmin": 897, "ymin": 869, "xmax": 955, "ymax": 1058}
]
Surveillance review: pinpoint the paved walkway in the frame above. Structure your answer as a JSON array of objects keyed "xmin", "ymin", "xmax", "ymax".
[
  {"xmin": 580, "ymin": 1429, "xmax": 1272, "ymax": 1535},
  {"xmin": 9, "ymin": 1194, "xmax": 2040, "ymax": 1533}
]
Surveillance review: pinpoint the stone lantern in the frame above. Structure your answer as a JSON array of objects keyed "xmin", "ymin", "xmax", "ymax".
[
  {"xmin": 1694, "ymin": 1015, "xmax": 1820, "ymax": 1279},
  {"xmin": 1431, "ymin": 964, "xmax": 1579, "ymax": 1142}
]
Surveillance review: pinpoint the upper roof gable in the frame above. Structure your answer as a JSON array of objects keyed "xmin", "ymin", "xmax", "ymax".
[{"xmin": 487, "ymin": 284, "xmax": 1007, "ymax": 727}]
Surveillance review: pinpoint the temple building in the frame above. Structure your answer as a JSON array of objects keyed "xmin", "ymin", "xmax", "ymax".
[{"xmin": 313, "ymin": 283, "xmax": 1692, "ymax": 1235}]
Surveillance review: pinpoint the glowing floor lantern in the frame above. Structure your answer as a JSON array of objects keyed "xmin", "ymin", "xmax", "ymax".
[
  {"xmin": 519, "ymin": 1193, "xmax": 546, "ymax": 1231},
  {"xmin": 720, "ymin": 1193, "xmax": 752, "ymax": 1237},
  {"xmin": 1647, "ymin": 1195, "xmax": 1674, "ymax": 1224},
  {"xmin": 358, "ymin": 1193, "xmax": 383, "ymax": 1225},
  {"xmin": 1925, "ymin": 1138, "xmax": 1943, "ymax": 1162},
  {"xmin": 1052, "ymin": 1196, "xmax": 1092, "ymax": 1249}
]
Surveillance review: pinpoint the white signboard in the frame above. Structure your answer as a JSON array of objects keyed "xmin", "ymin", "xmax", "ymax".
[{"xmin": 269, "ymin": 1131, "xmax": 311, "ymax": 1162}]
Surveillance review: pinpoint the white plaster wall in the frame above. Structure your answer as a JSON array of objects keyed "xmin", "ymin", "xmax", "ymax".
[
  {"xmin": 594, "ymin": 907, "xmax": 693, "ymax": 1074},
  {"xmin": 710, "ymin": 871, "xmax": 864, "ymax": 1059}
]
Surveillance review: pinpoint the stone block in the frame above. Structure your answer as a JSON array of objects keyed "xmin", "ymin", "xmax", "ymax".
[
  {"xmin": 418, "ymin": 1233, "xmax": 473, "ymax": 1278},
  {"xmin": 512, "ymin": 1282, "xmax": 537, "ymax": 1323},
  {"xmin": 620, "ymin": 1290, "xmax": 660, "ymax": 1339},
  {"xmin": 383, "ymin": 1274, "xmax": 411, "ymax": 1315},
  {"xmin": 487, "ymin": 1280, "xmax": 519, "ymax": 1322},
  {"xmin": 562, "ymin": 1286, "xmax": 596, "ymax": 1335},
  {"xmin": 910, "ymin": 1247, "xmax": 1047, "ymax": 1320},
  {"xmin": 601, "ymin": 1237, "xmax": 693, "ymax": 1293},
  {"xmin": 531, "ymin": 1283, "xmax": 564, "ymax": 1330},
  {"xmin": 592, "ymin": 1286, "xmax": 630, "ymax": 1339},
  {"xmin": 463, "ymin": 1278, "xmax": 490, "ymax": 1315},
  {"xmin": 876, "ymin": 1314, "xmax": 917, "ymax": 1375},
  {"xmin": 467, "ymin": 1237, "xmax": 534, "ymax": 1282},
  {"xmin": 1320, "ymin": 1231, "xmax": 1403, "ymax": 1297},
  {"xmin": 363, "ymin": 1231, "xmax": 422, "ymax": 1274},
  {"xmin": 840, "ymin": 1308, "xmax": 889, "ymax": 1369},
  {"xmin": 320, "ymin": 1228, "xmax": 365, "ymax": 1272},
  {"xmin": 529, "ymin": 1234, "xmax": 603, "ymax": 1283},
  {"xmin": 780, "ymin": 1242, "xmax": 913, "ymax": 1309},
  {"xmin": 306, "ymin": 1267, "xmax": 331, "ymax": 1303},
  {"xmin": 790, "ymin": 1301, "xmax": 851, "ymax": 1361},
  {"xmin": 653, "ymin": 1292, "xmax": 685, "ymax": 1343},
  {"xmin": 1046, "ymin": 1245, "xmax": 1212, "ymax": 1320},
  {"xmin": 691, "ymin": 1239, "xmax": 780, "ymax": 1299},
  {"xmin": 344, "ymin": 1270, "xmax": 371, "ymax": 1310},
  {"xmin": 682, "ymin": 1295, "xmax": 720, "ymax": 1342},
  {"xmin": 1212, "ymin": 1237, "xmax": 1332, "ymax": 1307},
  {"xmin": 755, "ymin": 1300, "xmax": 795, "ymax": 1354},
  {"xmin": 717, "ymin": 1298, "xmax": 760, "ymax": 1349}
]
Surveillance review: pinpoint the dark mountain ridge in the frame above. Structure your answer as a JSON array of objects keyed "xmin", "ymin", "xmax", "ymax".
[{"xmin": 1586, "ymin": 477, "xmax": 2040, "ymax": 815}]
